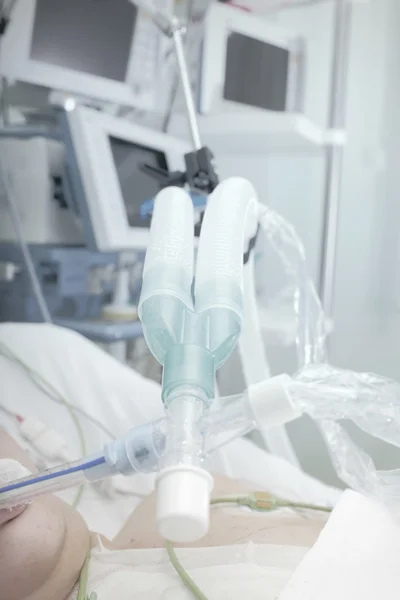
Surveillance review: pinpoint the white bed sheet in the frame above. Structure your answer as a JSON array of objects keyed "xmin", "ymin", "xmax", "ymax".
[{"xmin": 279, "ymin": 490, "xmax": 400, "ymax": 600}]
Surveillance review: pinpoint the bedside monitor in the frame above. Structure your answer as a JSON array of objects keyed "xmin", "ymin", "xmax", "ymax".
[
  {"xmin": 0, "ymin": 0, "xmax": 171, "ymax": 110},
  {"xmin": 63, "ymin": 106, "xmax": 189, "ymax": 252},
  {"xmin": 109, "ymin": 136, "xmax": 169, "ymax": 230},
  {"xmin": 199, "ymin": 2, "xmax": 305, "ymax": 115}
]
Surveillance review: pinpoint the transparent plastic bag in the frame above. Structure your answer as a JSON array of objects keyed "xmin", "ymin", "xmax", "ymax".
[
  {"xmin": 257, "ymin": 204, "xmax": 400, "ymax": 517},
  {"xmin": 290, "ymin": 364, "xmax": 400, "ymax": 514},
  {"xmin": 258, "ymin": 205, "xmax": 328, "ymax": 366}
]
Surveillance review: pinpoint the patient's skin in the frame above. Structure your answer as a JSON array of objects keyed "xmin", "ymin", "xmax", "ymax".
[
  {"xmin": 0, "ymin": 429, "xmax": 328, "ymax": 600},
  {"xmin": 0, "ymin": 429, "xmax": 90, "ymax": 600},
  {"xmin": 114, "ymin": 473, "xmax": 327, "ymax": 550}
]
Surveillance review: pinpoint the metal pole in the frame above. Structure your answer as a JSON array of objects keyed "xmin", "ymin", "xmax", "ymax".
[
  {"xmin": 319, "ymin": 0, "xmax": 352, "ymax": 317},
  {"xmin": 171, "ymin": 22, "xmax": 202, "ymax": 150},
  {"xmin": 162, "ymin": 0, "xmax": 196, "ymax": 133},
  {"xmin": 129, "ymin": 0, "xmax": 202, "ymax": 150}
]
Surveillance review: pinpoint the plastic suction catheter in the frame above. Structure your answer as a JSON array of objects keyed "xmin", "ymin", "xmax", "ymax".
[
  {"xmin": 0, "ymin": 375, "xmax": 299, "ymax": 510},
  {"xmin": 138, "ymin": 177, "xmax": 264, "ymax": 542}
]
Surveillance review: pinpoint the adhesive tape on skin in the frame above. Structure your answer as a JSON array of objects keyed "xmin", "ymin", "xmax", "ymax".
[{"xmin": 0, "ymin": 459, "xmax": 32, "ymax": 524}]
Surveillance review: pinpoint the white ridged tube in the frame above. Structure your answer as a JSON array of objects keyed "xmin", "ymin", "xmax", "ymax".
[
  {"xmin": 139, "ymin": 186, "xmax": 194, "ymax": 308},
  {"xmin": 195, "ymin": 177, "xmax": 259, "ymax": 317}
]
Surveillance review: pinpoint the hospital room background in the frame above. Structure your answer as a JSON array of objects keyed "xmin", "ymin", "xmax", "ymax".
[{"xmin": 0, "ymin": 0, "xmax": 399, "ymax": 493}]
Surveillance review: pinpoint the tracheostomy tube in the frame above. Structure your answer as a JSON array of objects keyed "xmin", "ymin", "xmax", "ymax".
[{"xmin": 138, "ymin": 179, "xmax": 259, "ymax": 542}]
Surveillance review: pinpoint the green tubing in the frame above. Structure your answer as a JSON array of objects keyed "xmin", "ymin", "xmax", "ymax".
[
  {"xmin": 166, "ymin": 493, "xmax": 333, "ymax": 599},
  {"xmin": 162, "ymin": 344, "xmax": 215, "ymax": 404},
  {"xmin": 166, "ymin": 541, "xmax": 210, "ymax": 600}
]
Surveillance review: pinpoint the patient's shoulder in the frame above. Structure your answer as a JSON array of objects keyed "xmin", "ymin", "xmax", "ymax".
[{"xmin": 0, "ymin": 496, "xmax": 90, "ymax": 600}]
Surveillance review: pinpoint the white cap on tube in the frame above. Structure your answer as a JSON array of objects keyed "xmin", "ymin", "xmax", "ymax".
[
  {"xmin": 248, "ymin": 374, "xmax": 302, "ymax": 430},
  {"xmin": 156, "ymin": 465, "xmax": 213, "ymax": 543}
]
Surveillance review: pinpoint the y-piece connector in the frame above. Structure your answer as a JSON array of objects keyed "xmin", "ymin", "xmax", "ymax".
[{"xmin": 138, "ymin": 178, "xmax": 263, "ymax": 543}]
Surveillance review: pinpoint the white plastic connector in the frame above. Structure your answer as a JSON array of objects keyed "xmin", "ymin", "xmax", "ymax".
[
  {"xmin": 248, "ymin": 374, "xmax": 302, "ymax": 430},
  {"xmin": 156, "ymin": 465, "xmax": 213, "ymax": 543},
  {"xmin": 19, "ymin": 417, "xmax": 71, "ymax": 462}
]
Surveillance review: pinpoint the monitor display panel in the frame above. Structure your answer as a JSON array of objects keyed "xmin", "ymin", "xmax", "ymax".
[
  {"xmin": 198, "ymin": 2, "xmax": 304, "ymax": 116},
  {"xmin": 0, "ymin": 0, "xmax": 164, "ymax": 108},
  {"xmin": 224, "ymin": 32, "xmax": 290, "ymax": 112},
  {"xmin": 63, "ymin": 105, "xmax": 189, "ymax": 251},
  {"xmin": 30, "ymin": 0, "xmax": 137, "ymax": 82},
  {"xmin": 109, "ymin": 136, "xmax": 168, "ymax": 229}
]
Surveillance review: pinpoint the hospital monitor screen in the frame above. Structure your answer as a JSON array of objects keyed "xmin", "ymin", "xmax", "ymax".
[
  {"xmin": 109, "ymin": 136, "xmax": 168, "ymax": 229},
  {"xmin": 30, "ymin": 0, "xmax": 137, "ymax": 83},
  {"xmin": 198, "ymin": 2, "xmax": 304, "ymax": 115},
  {"xmin": 63, "ymin": 105, "xmax": 189, "ymax": 252},
  {"xmin": 0, "ymin": 0, "xmax": 161, "ymax": 109},
  {"xmin": 224, "ymin": 32, "xmax": 290, "ymax": 112}
]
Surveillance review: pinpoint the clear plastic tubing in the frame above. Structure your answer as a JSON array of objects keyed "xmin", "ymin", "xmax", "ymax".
[
  {"xmin": 0, "ymin": 408, "xmax": 253, "ymax": 510},
  {"xmin": 0, "ymin": 453, "xmax": 112, "ymax": 509},
  {"xmin": 257, "ymin": 206, "xmax": 327, "ymax": 366},
  {"xmin": 0, "ymin": 375, "xmax": 300, "ymax": 510},
  {"xmin": 138, "ymin": 179, "xmax": 260, "ymax": 541},
  {"xmin": 138, "ymin": 180, "xmax": 259, "ymax": 468},
  {"xmin": 0, "ymin": 403, "xmax": 255, "ymax": 510}
]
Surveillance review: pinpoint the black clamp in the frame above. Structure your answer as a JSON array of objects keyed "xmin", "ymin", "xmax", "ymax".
[
  {"xmin": 141, "ymin": 147, "xmax": 259, "ymax": 263},
  {"xmin": 0, "ymin": 17, "xmax": 9, "ymax": 36},
  {"xmin": 141, "ymin": 145, "xmax": 219, "ymax": 196},
  {"xmin": 141, "ymin": 145, "xmax": 219, "ymax": 240},
  {"xmin": 183, "ymin": 146, "xmax": 219, "ymax": 195}
]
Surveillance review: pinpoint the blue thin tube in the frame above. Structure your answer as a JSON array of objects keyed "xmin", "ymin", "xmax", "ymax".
[{"xmin": 0, "ymin": 456, "xmax": 106, "ymax": 495}]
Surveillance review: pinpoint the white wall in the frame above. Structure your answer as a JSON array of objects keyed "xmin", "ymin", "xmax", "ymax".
[{"xmin": 217, "ymin": 0, "xmax": 400, "ymax": 485}]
